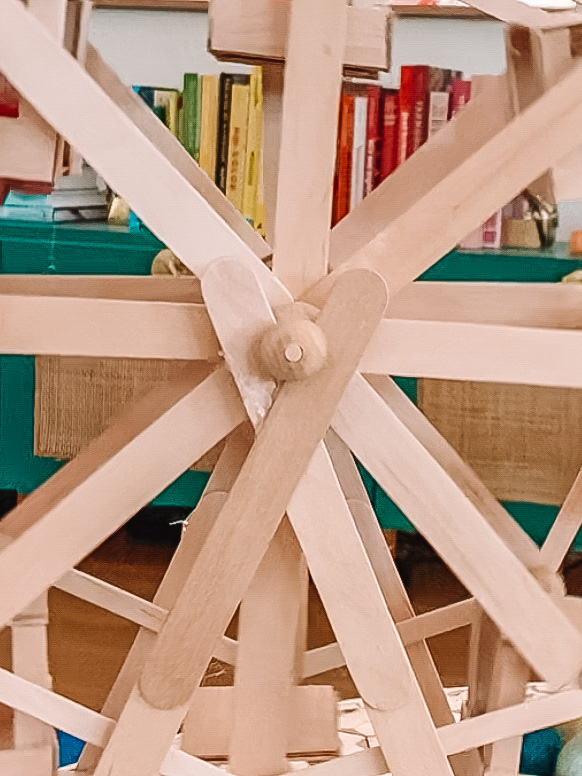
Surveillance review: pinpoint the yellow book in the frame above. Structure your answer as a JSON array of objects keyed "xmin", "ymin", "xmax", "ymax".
[
  {"xmin": 199, "ymin": 75, "xmax": 220, "ymax": 180},
  {"xmin": 226, "ymin": 78, "xmax": 250, "ymax": 212},
  {"xmin": 241, "ymin": 67, "xmax": 263, "ymax": 228}
]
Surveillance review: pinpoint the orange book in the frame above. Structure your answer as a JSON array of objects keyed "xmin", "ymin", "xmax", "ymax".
[{"xmin": 332, "ymin": 89, "xmax": 355, "ymax": 226}]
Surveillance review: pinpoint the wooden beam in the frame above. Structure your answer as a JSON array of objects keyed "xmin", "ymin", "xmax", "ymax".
[
  {"xmin": 0, "ymin": 0, "xmax": 289, "ymax": 305},
  {"xmin": 333, "ymin": 374, "xmax": 582, "ymax": 687},
  {"xmin": 360, "ymin": 319, "xmax": 582, "ymax": 389},
  {"xmin": 208, "ymin": 0, "xmax": 389, "ymax": 73},
  {"xmin": 320, "ymin": 54, "xmax": 582, "ymax": 298},
  {"xmin": 287, "ymin": 444, "xmax": 454, "ymax": 776},
  {"xmin": 0, "ymin": 366, "xmax": 245, "ymax": 631},
  {"xmin": 386, "ymin": 282, "xmax": 582, "ymax": 330},
  {"xmin": 0, "ymin": 295, "xmax": 218, "ymax": 360},
  {"xmin": 0, "ymin": 274, "xmax": 203, "ymax": 303},
  {"xmin": 271, "ymin": 0, "xmax": 347, "ymax": 294}
]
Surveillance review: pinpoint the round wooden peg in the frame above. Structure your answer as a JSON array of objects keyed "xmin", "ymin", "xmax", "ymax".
[{"xmin": 258, "ymin": 304, "xmax": 327, "ymax": 382}]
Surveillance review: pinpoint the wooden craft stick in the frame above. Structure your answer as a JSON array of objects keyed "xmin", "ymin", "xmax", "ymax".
[
  {"xmin": 316, "ymin": 52, "xmax": 582, "ymax": 298},
  {"xmin": 78, "ymin": 427, "xmax": 253, "ymax": 771},
  {"xmin": 84, "ymin": 44, "xmax": 270, "ymax": 263},
  {"xmin": 387, "ymin": 283, "xmax": 582, "ymax": 331},
  {"xmin": 360, "ymin": 319, "xmax": 582, "ymax": 389},
  {"xmin": 91, "ymin": 270, "xmax": 386, "ymax": 776},
  {"xmin": 0, "ymin": 745, "xmax": 54, "ymax": 776},
  {"xmin": 287, "ymin": 443, "xmax": 454, "ymax": 776},
  {"xmin": 0, "ymin": 0, "xmax": 291, "ymax": 305},
  {"xmin": 464, "ymin": 0, "xmax": 582, "ymax": 29},
  {"xmin": 0, "ymin": 295, "xmax": 217, "ymax": 360},
  {"xmin": 0, "ymin": 275, "xmax": 203, "ymax": 303},
  {"xmin": 540, "ymin": 467, "xmax": 582, "ymax": 572},
  {"xmin": 333, "ymin": 374, "xmax": 582, "ymax": 687},
  {"xmin": 271, "ymin": 0, "xmax": 347, "ymax": 295},
  {"xmin": 0, "ymin": 366, "xmax": 245, "ymax": 631}
]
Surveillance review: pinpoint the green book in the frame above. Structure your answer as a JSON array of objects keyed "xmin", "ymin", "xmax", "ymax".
[{"xmin": 182, "ymin": 74, "xmax": 201, "ymax": 161}]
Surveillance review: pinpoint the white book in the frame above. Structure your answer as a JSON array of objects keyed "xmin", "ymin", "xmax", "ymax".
[
  {"xmin": 428, "ymin": 92, "xmax": 450, "ymax": 138},
  {"xmin": 350, "ymin": 94, "xmax": 368, "ymax": 211}
]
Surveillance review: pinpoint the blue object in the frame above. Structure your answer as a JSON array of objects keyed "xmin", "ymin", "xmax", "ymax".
[
  {"xmin": 57, "ymin": 730, "xmax": 85, "ymax": 767},
  {"xmin": 519, "ymin": 728, "xmax": 562, "ymax": 775}
]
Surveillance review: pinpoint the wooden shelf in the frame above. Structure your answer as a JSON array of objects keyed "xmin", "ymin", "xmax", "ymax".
[
  {"xmin": 93, "ymin": 0, "xmax": 208, "ymax": 10},
  {"xmin": 390, "ymin": 4, "xmax": 489, "ymax": 19}
]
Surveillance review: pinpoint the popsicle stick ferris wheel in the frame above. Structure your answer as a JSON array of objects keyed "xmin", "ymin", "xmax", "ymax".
[{"xmin": 5, "ymin": 0, "xmax": 582, "ymax": 774}]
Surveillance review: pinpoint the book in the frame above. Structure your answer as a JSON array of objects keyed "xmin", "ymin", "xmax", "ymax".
[
  {"xmin": 481, "ymin": 210, "xmax": 502, "ymax": 249},
  {"xmin": 199, "ymin": 75, "xmax": 220, "ymax": 180},
  {"xmin": 332, "ymin": 89, "xmax": 355, "ymax": 225},
  {"xmin": 364, "ymin": 85, "xmax": 381, "ymax": 196},
  {"xmin": 0, "ymin": 75, "xmax": 18, "ymax": 119},
  {"xmin": 402, "ymin": 65, "xmax": 429, "ymax": 159},
  {"xmin": 428, "ymin": 67, "xmax": 450, "ymax": 137},
  {"xmin": 449, "ymin": 77, "xmax": 471, "ymax": 118},
  {"xmin": 216, "ymin": 74, "xmax": 239, "ymax": 193},
  {"xmin": 350, "ymin": 91, "xmax": 368, "ymax": 210},
  {"xmin": 225, "ymin": 77, "xmax": 251, "ymax": 211},
  {"xmin": 154, "ymin": 89, "xmax": 179, "ymax": 135},
  {"xmin": 241, "ymin": 67, "xmax": 263, "ymax": 226},
  {"xmin": 182, "ymin": 74, "xmax": 201, "ymax": 159},
  {"xmin": 379, "ymin": 89, "xmax": 399, "ymax": 183}
]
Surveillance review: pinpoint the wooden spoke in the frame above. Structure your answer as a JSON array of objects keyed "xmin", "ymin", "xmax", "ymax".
[
  {"xmin": 287, "ymin": 443, "xmax": 454, "ymax": 776},
  {"xmin": 0, "ymin": 275, "xmax": 203, "ymax": 302},
  {"xmin": 386, "ymin": 282, "xmax": 582, "ymax": 330},
  {"xmin": 0, "ymin": 295, "xmax": 217, "ymax": 360},
  {"xmin": 314, "ymin": 54, "xmax": 582, "ymax": 298},
  {"xmin": 0, "ymin": 366, "xmax": 245, "ymax": 631},
  {"xmin": 333, "ymin": 374, "xmax": 582, "ymax": 687},
  {"xmin": 361, "ymin": 319, "xmax": 582, "ymax": 388}
]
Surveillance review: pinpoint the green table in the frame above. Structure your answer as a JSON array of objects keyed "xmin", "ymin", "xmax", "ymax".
[{"xmin": 1, "ymin": 220, "xmax": 581, "ymax": 547}]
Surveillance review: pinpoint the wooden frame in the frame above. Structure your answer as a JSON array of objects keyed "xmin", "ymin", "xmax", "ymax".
[{"xmin": 4, "ymin": 1, "xmax": 582, "ymax": 775}]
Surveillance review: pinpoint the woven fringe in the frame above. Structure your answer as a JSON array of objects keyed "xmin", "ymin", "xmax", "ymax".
[{"xmin": 417, "ymin": 379, "xmax": 582, "ymax": 507}]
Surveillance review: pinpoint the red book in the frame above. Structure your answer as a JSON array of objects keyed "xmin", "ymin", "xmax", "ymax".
[
  {"xmin": 379, "ymin": 89, "xmax": 399, "ymax": 183},
  {"xmin": 399, "ymin": 65, "xmax": 429, "ymax": 164},
  {"xmin": 449, "ymin": 78, "xmax": 472, "ymax": 118},
  {"xmin": 364, "ymin": 85, "xmax": 381, "ymax": 196},
  {"xmin": 332, "ymin": 89, "xmax": 355, "ymax": 226},
  {"xmin": 0, "ymin": 75, "xmax": 19, "ymax": 119}
]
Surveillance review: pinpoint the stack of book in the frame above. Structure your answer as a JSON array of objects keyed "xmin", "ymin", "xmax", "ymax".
[
  {"xmin": 133, "ymin": 68, "xmax": 264, "ymax": 234},
  {"xmin": 332, "ymin": 65, "xmax": 471, "ymax": 225},
  {"xmin": 0, "ymin": 164, "xmax": 109, "ymax": 222}
]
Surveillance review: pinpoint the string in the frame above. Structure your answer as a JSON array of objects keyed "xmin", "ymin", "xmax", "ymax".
[{"xmin": 44, "ymin": 222, "xmax": 58, "ymax": 274}]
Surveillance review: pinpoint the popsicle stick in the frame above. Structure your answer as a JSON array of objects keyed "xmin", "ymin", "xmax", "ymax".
[
  {"xmin": 0, "ymin": 295, "xmax": 217, "ymax": 360},
  {"xmin": 333, "ymin": 374, "xmax": 582, "ymax": 687},
  {"xmin": 0, "ymin": 365, "xmax": 245, "ymax": 631},
  {"xmin": 271, "ymin": 0, "xmax": 347, "ymax": 295},
  {"xmin": 287, "ymin": 443, "xmax": 454, "ymax": 776},
  {"xmin": 540, "ymin": 466, "xmax": 582, "ymax": 572},
  {"xmin": 92, "ymin": 270, "xmax": 386, "ymax": 776},
  {"xmin": 464, "ymin": 0, "xmax": 582, "ymax": 29},
  {"xmin": 78, "ymin": 426, "xmax": 253, "ymax": 771},
  {"xmin": 0, "ymin": 745, "xmax": 54, "ymax": 776},
  {"xmin": 360, "ymin": 319, "xmax": 582, "ymax": 389},
  {"xmin": 386, "ymin": 282, "xmax": 582, "ymax": 331}
]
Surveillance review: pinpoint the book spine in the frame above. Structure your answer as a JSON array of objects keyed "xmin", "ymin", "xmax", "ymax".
[
  {"xmin": 332, "ymin": 90, "xmax": 355, "ymax": 226},
  {"xmin": 397, "ymin": 67, "xmax": 413, "ymax": 168},
  {"xmin": 481, "ymin": 210, "xmax": 502, "ymax": 250},
  {"xmin": 350, "ymin": 94, "xmax": 368, "ymax": 210},
  {"xmin": 226, "ymin": 80, "xmax": 251, "ymax": 212},
  {"xmin": 428, "ymin": 91, "xmax": 450, "ymax": 137},
  {"xmin": 449, "ymin": 78, "xmax": 472, "ymax": 119},
  {"xmin": 408, "ymin": 65, "xmax": 429, "ymax": 157},
  {"xmin": 182, "ymin": 74, "xmax": 199, "ymax": 159},
  {"xmin": 241, "ymin": 67, "xmax": 263, "ymax": 227},
  {"xmin": 379, "ymin": 89, "xmax": 399, "ymax": 182},
  {"xmin": 199, "ymin": 75, "xmax": 220, "ymax": 180},
  {"xmin": 0, "ymin": 75, "xmax": 19, "ymax": 118},
  {"xmin": 216, "ymin": 74, "xmax": 235, "ymax": 192},
  {"xmin": 364, "ymin": 85, "xmax": 381, "ymax": 197}
]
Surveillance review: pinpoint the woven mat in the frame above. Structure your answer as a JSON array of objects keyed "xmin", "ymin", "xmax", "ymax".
[{"xmin": 418, "ymin": 379, "xmax": 582, "ymax": 506}]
